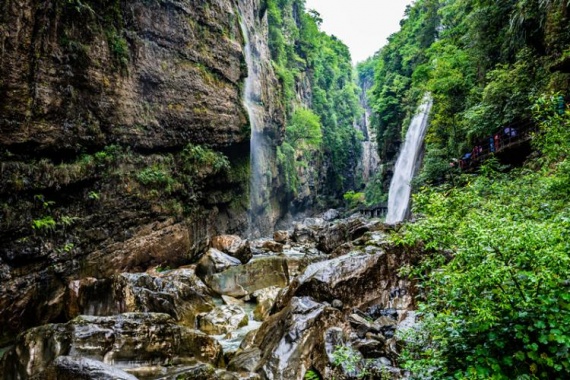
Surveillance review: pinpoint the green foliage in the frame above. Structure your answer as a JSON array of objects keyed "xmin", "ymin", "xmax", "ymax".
[
  {"xmin": 31, "ymin": 216, "xmax": 56, "ymax": 232},
  {"xmin": 136, "ymin": 165, "xmax": 177, "ymax": 192},
  {"xmin": 87, "ymin": 191, "xmax": 100, "ymax": 200},
  {"xmin": 266, "ymin": 0, "xmax": 362, "ymax": 199},
  {"xmin": 343, "ymin": 191, "xmax": 365, "ymax": 209},
  {"xmin": 181, "ymin": 144, "xmax": 230, "ymax": 176},
  {"xmin": 395, "ymin": 107, "xmax": 570, "ymax": 379},
  {"xmin": 303, "ymin": 369, "xmax": 321, "ymax": 380},
  {"xmin": 332, "ymin": 345, "xmax": 369, "ymax": 378},
  {"xmin": 364, "ymin": 0, "xmax": 570, "ymax": 188},
  {"xmin": 286, "ymin": 108, "xmax": 323, "ymax": 148}
]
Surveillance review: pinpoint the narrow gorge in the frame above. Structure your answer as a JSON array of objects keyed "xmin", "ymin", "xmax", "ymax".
[{"xmin": 1, "ymin": 0, "xmax": 569, "ymax": 379}]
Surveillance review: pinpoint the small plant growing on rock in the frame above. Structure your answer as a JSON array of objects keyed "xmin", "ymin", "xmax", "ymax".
[
  {"xmin": 304, "ymin": 369, "xmax": 321, "ymax": 380},
  {"xmin": 332, "ymin": 345, "xmax": 369, "ymax": 379}
]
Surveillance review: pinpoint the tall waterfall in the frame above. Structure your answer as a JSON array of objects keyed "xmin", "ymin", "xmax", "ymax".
[
  {"xmin": 239, "ymin": 15, "xmax": 272, "ymax": 237},
  {"xmin": 385, "ymin": 95, "xmax": 433, "ymax": 224}
]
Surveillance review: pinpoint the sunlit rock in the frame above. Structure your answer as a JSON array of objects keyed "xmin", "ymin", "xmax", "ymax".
[
  {"xmin": 0, "ymin": 313, "xmax": 223, "ymax": 379},
  {"xmin": 273, "ymin": 231, "xmax": 290, "ymax": 243},
  {"xmin": 252, "ymin": 286, "xmax": 281, "ymax": 321},
  {"xmin": 211, "ymin": 235, "xmax": 252, "ymax": 264},
  {"xmin": 253, "ymin": 297, "xmax": 347, "ymax": 380},
  {"xmin": 276, "ymin": 252, "xmax": 414, "ymax": 312},
  {"xmin": 29, "ymin": 356, "xmax": 137, "ymax": 380},
  {"xmin": 204, "ymin": 257, "xmax": 289, "ymax": 298},
  {"xmin": 198, "ymin": 305, "xmax": 249, "ymax": 335},
  {"xmin": 196, "ymin": 248, "xmax": 242, "ymax": 277}
]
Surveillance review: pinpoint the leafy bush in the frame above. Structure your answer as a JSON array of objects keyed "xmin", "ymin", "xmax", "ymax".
[
  {"xmin": 396, "ymin": 106, "xmax": 570, "ymax": 378},
  {"xmin": 343, "ymin": 190, "xmax": 365, "ymax": 209}
]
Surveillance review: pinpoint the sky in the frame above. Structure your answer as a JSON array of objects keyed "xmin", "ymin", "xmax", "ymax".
[{"xmin": 304, "ymin": 0, "xmax": 414, "ymax": 64}]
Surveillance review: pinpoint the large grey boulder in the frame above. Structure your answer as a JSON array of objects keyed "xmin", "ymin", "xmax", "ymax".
[
  {"xmin": 198, "ymin": 305, "xmax": 249, "ymax": 335},
  {"xmin": 252, "ymin": 297, "xmax": 347, "ymax": 380},
  {"xmin": 113, "ymin": 269, "xmax": 215, "ymax": 327},
  {"xmin": 65, "ymin": 268, "xmax": 215, "ymax": 328},
  {"xmin": 204, "ymin": 257, "xmax": 289, "ymax": 298},
  {"xmin": 211, "ymin": 235, "xmax": 252, "ymax": 264},
  {"xmin": 1, "ymin": 313, "xmax": 223, "ymax": 379},
  {"xmin": 275, "ymin": 252, "xmax": 414, "ymax": 312},
  {"xmin": 29, "ymin": 356, "xmax": 138, "ymax": 380},
  {"xmin": 196, "ymin": 248, "xmax": 242, "ymax": 277}
]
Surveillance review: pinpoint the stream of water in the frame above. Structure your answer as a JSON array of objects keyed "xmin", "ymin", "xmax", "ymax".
[
  {"xmin": 239, "ymin": 16, "xmax": 272, "ymax": 238},
  {"xmin": 385, "ymin": 94, "xmax": 433, "ymax": 224}
]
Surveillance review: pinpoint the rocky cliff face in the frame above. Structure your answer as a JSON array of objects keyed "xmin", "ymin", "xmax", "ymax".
[{"xmin": 0, "ymin": 0, "xmax": 284, "ymax": 345}]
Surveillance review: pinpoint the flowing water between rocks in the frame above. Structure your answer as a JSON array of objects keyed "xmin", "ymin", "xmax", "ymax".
[{"xmin": 0, "ymin": 212, "xmax": 419, "ymax": 380}]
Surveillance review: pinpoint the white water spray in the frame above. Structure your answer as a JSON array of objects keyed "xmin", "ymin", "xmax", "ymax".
[
  {"xmin": 239, "ymin": 14, "xmax": 272, "ymax": 237},
  {"xmin": 385, "ymin": 95, "xmax": 433, "ymax": 224}
]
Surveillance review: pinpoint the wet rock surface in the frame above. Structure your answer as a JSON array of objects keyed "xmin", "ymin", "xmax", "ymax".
[
  {"xmin": 211, "ymin": 235, "xmax": 253, "ymax": 264},
  {"xmin": 1, "ymin": 212, "xmax": 419, "ymax": 380},
  {"xmin": 0, "ymin": 0, "xmax": 286, "ymax": 343},
  {"xmin": 199, "ymin": 305, "xmax": 249, "ymax": 335},
  {"xmin": 204, "ymin": 257, "xmax": 289, "ymax": 298},
  {"xmin": 29, "ymin": 356, "xmax": 138, "ymax": 380},
  {"xmin": 1, "ymin": 313, "xmax": 223, "ymax": 379}
]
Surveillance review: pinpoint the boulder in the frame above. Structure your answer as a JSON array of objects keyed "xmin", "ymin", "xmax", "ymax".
[
  {"xmin": 227, "ymin": 347, "xmax": 262, "ymax": 372},
  {"xmin": 317, "ymin": 217, "xmax": 369, "ymax": 254},
  {"xmin": 112, "ymin": 268, "xmax": 215, "ymax": 327},
  {"xmin": 0, "ymin": 313, "xmax": 223, "ymax": 379},
  {"xmin": 252, "ymin": 287, "xmax": 281, "ymax": 321},
  {"xmin": 291, "ymin": 223, "xmax": 316, "ymax": 244},
  {"xmin": 211, "ymin": 235, "xmax": 252, "ymax": 264},
  {"xmin": 276, "ymin": 252, "xmax": 414, "ymax": 312},
  {"xmin": 322, "ymin": 209, "xmax": 340, "ymax": 221},
  {"xmin": 273, "ymin": 230, "xmax": 290, "ymax": 244},
  {"xmin": 198, "ymin": 305, "xmax": 249, "ymax": 335},
  {"xmin": 253, "ymin": 297, "xmax": 347, "ymax": 380},
  {"xmin": 260, "ymin": 240, "xmax": 283, "ymax": 253},
  {"xmin": 196, "ymin": 248, "xmax": 242, "ymax": 277},
  {"xmin": 273, "ymin": 230, "xmax": 290, "ymax": 243},
  {"xmin": 204, "ymin": 257, "xmax": 289, "ymax": 298},
  {"xmin": 29, "ymin": 356, "xmax": 138, "ymax": 380}
]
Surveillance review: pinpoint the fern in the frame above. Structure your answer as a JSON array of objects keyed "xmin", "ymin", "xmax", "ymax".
[{"xmin": 304, "ymin": 369, "xmax": 321, "ymax": 380}]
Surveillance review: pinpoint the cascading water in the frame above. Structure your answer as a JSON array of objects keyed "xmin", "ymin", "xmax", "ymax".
[
  {"xmin": 239, "ymin": 13, "xmax": 272, "ymax": 237},
  {"xmin": 385, "ymin": 95, "xmax": 433, "ymax": 224}
]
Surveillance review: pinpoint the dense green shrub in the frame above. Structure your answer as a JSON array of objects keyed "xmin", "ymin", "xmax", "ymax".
[{"xmin": 395, "ymin": 101, "xmax": 570, "ymax": 379}]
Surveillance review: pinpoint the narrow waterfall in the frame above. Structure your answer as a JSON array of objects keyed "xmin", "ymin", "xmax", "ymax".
[
  {"xmin": 385, "ymin": 95, "xmax": 433, "ymax": 224},
  {"xmin": 239, "ymin": 15, "xmax": 272, "ymax": 237}
]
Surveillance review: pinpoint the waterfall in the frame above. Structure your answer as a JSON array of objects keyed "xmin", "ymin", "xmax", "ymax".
[
  {"xmin": 239, "ymin": 13, "xmax": 272, "ymax": 237},
  {"xmin": 385, "ymin": 95, "xmax": 433, "ymax": 224}
]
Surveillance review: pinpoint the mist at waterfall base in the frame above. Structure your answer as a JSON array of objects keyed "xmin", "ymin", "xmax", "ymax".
[
  {"xmin": 385, "ymin": 95, "xmax": 433, "ymax": 224},
  {"xmin": 240, "ymin": 17, "xmax": 272, "ymax": 238}
]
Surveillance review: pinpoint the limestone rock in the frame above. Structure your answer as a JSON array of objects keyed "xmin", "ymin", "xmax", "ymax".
[
  {"xmin": 211, "ymin": 235, "xmax": 252, "ymax": 264},
  {"xmin": 273, "ymin": 231, "xmax": 290, "ymax": 243},
  {"xmin": 198, "ymin": 305, "xmax": 249, "ymax": 335},
  {"xmin": 0, "ymin": 313, "xmax": 223, "ymax": 379},
  {"xmin": 322, "ymin": 209, "xmax": 340, "ymax": 221},
  {"xmin": 260, "ymin": 240, "xmax": 284, "ymax": 253},
  {"xmin": 196, "ymin": 248, "xmax": 242, "ymax": 277},
  {"xmin": 29, "ymin": 356, "xmax": 138, "ymax": 380},
  {"xmin": 253, "ymin": 297, "xmax": 347, "ymax": 380},
  {"xmin": 317, "ymin": 217, "xmax": 370, "ymax": 254},
  {"xmin": 112, "ymin": 269, "xmax": 215, "ymax": 327},
  {"xmin": 227, "ymin": 347, "xmax": 262, "ymax": 373},
  {"xmin": 276, "ymin": 252, "xmax": 414, "ymax": 312},
  {"xmin": 204, "ymin": 257, "xmax": 289, "ymax": 298},
  {"xmin": 252, "ymin": 286, "xmax": 281, "ymax": 321}
]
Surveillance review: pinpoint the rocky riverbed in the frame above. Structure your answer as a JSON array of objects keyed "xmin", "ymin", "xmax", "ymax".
[{"xmin": 0, "ymin": 212, "xmax": 421, "ymax": 379}]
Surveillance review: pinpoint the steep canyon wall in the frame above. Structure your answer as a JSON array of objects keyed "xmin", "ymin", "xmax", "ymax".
[{"xmin": 0, "ymin": 0, "xmax": 284, "ymax": 344}]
